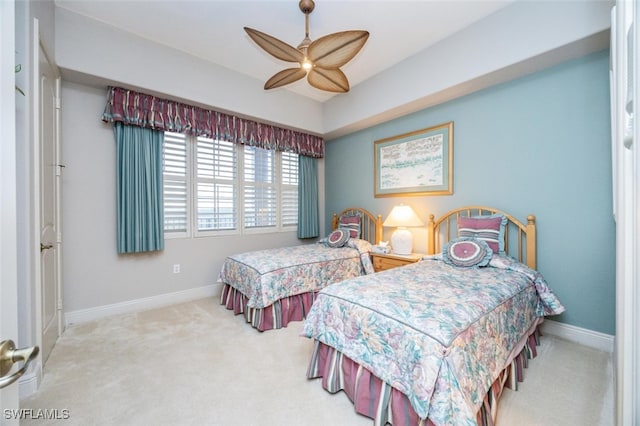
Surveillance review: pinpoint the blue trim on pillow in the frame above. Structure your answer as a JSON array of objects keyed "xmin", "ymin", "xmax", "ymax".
[{"xmin": 491, "ymin": 214, "xmax": 508, "ymax": 254}]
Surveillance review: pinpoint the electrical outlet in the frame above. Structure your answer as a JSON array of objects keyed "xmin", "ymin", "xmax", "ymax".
[{"xmin": 173, "ymin": 264, "xmax": 181, "ymax": 274}]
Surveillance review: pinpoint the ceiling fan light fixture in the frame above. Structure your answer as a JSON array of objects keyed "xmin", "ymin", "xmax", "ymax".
[
  {"xmin": 244, "ymin": 0, "xmax": 368, "ymax": 93},
  {"xmin": 302, "ymin": 59, "xmax": 313, "ymax": 71}
]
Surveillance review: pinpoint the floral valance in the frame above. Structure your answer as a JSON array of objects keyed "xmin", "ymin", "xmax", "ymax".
[{"xmin": 101, "ymin": 86, "xmax": 324, "ymax": 158}]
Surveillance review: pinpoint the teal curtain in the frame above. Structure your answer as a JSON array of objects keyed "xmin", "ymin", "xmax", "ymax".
[
  {"xmin": 297, "ymin": 155, "xmax": 319, "ymax": 239},
  {"xmin": 115, "ymin": 122, "xmax": 165, "ymax": 253}
]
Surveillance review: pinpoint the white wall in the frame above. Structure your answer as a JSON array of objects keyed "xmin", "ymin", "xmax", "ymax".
[
  {"xmin": 55, "ymin": 7, "xmax": 324, "ymax": 136},
  {"xmin": 61, "ymin": 82, "xmax": 321, "ymax": 316}
]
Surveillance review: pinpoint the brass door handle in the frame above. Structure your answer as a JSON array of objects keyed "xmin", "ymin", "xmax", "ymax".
[
  {"xmin": 0, "ymin": 340, "xmax": 39, "ymax": 389},
  {"xmin": 40, "ymin": 243, "xmax": 53, "ymax": 252}
]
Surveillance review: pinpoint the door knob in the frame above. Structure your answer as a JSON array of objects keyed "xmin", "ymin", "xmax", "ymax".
[
  {"xmin": 40, "ymin": 243, "xmax": 53, "ymax": 252},
  {"xmin": 0, "ymin": 340, "xmax": 39, "ymax": 389}
]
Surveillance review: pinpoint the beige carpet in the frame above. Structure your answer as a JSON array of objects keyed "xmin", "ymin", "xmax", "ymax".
[{"xmin": 21, "ymin": 298, "xmax": 614, "ymax": 426}]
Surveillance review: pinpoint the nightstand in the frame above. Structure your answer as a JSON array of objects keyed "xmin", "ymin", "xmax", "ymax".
[{"xmin": 371, "ymin": 252, "xmax": 424, "ymax": 272}]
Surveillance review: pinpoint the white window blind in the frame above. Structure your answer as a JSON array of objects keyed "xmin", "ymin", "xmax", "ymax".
[
  {"xmin": 163, "ymin": 132, "xmax": 188, "ymax": 233},
  {"xmin": 196, "ymin": 136, "xmax": 237, "ymax": 232},
  {"xmin": 243, "ymin": 146, "xmax": 276, "ymax": 229},
  {"xmin": 162, "ymin": 133, "xmax": 299, "ymax": 236},
  {"xmin": 281, "ymin": 151, "xmax": 299, "ymax": 227}
]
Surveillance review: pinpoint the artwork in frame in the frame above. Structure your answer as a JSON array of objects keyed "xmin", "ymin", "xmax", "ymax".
[{"xmin": 374, "ymin": 121, "xmax": 453, "ymax": 197}]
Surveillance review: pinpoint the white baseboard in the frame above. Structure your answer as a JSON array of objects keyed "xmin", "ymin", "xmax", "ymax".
[
  {"xmin": 64, "ymin": 284, "xmax": 220, "ymax": 326},
  {"xmin": 541, "ymin": 319, "xmax": 614, "ymax": 353},
  {"xmin": 18, "ymin": 360, "xmax": 42, "ymax": 399}
]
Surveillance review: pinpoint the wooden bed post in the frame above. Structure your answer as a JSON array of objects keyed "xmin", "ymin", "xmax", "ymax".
[
  {"xmin": 375, "ymin": 214, "xmax": 383, "ymax": 245},
  {"xmin": 332, "ymin": 213, "xmax": 339, "ymax": 231},
  {"xmin": 427, "ymin": 214, "xmax": 436, "ymax": 255},
  {"xmin": 526, "ymin": 215, "xmax": 536, "ymax": 270}
]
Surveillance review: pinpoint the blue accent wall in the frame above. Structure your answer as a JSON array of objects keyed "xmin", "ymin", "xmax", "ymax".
[{"xmin": 325, "ymin": 50, "xmax": 614, "ymax": 335}]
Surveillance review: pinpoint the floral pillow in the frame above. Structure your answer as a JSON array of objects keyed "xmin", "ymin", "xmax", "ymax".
[
  {"xmin": 339, "ymin": 214, "xmax": 361, "ymax": 239},
  {"xmin": 442, "ymin": 237, "xmax": 493, "ymax": 268},
  {"xmin": 457, "ymin": 214, "xmax": 507, "ymax": 254},
  {"xmin": 326, "ymin": 229, "xmax": 350, "ymax": 248}
]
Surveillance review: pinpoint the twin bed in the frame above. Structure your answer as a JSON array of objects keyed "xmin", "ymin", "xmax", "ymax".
[
  {"xmin": 218, "ymin": 207, "xmax": 382, "ymax": 331},
  {"xmin": 302, "ymin": 206, "xmax": 565, "ymax": 426},
  {"xmin": 217, "ymin": 205, "xmax": 565, "ymax": 425}
]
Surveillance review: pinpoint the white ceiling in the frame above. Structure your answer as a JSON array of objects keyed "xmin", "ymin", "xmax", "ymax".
[{"xmin": 54, "ymin": 0, "xmax": 516, "ymax": 103}]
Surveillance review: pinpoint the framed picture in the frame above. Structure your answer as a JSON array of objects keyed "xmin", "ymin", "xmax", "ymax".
[{"xmin": 374, "ymin": 121, "xmax": 453, "ymax": 197}]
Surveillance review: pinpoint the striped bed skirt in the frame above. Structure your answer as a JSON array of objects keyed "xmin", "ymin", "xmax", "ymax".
[
  {"xmin": 306, "ymin": 325, "xmax": 542, "ymax": 426},
  {"xmin": 220, "ymin": 283, "xmax": 318, "ymax": 331}
]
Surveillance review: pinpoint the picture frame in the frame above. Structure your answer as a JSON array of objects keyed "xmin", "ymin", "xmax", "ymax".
[{"xmin": 374, "ymin": 121, "xmax": 453, "ymax": 197}]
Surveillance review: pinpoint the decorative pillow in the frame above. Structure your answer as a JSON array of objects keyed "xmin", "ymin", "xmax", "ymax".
[
  {"xmin": 458, "ymin": 214, "xmax": 507, "ymax": 254},
  {"xmin": 326, "ymin": 229, "xmax": 350, "ymax": 248},
  {"xmin": 339, "ymin": 214, "xmax": 361, "ymax": 239},
  {"xmin": 442, "ymin": 237, "xmax": 493, "ymax": 268}
]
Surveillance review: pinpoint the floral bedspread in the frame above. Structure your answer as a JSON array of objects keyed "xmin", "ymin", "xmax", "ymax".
[
  {"xmin": 217, "ymin": 239, "xmax": 374, "ymax": 309},
  {"xmin": 302, "ymin": 255, "xmax": 565, "ymax": 425}
]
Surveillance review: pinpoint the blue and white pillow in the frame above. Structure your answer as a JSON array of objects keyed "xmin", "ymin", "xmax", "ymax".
[
  {"xmin": 442, "ymin": 237, "xmax": 493, "ymax": 268},
  {"xmin": 326, "ymin": 229, "xmax": 350, "ymax": 248}
]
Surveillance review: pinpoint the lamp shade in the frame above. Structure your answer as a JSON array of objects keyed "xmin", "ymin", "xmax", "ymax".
[
  {"xmin": 383, "ymin": 204, "xmax": 424, "ymax": 255},
  {"xmin": 382, "ymin": 204, "xmax": 424, "ymax": 228}
]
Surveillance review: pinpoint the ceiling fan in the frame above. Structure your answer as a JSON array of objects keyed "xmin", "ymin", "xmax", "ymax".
[{"xmin": 244, "ymin": 0, "xmax": 369, "ymax": 93}]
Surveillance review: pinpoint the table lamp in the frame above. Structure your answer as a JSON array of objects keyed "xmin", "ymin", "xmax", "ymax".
[{"xmin": 382, "ymin": 204, "xmax": 424, "ymax": 255}]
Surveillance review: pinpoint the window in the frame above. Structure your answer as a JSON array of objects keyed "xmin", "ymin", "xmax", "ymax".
[
  {"xmin": 163, "ymin": 132, "xmax": 189, "ymax": 234},
  {"xmin": 280, "ymin": 151, "xmax": 299, "ymax": 227},
  {"xmin": 243, "ymin": 146, "xmax": 275, "ymax": 229},
  {"xmin": 162, "ymin": 132, "xmax": 298, "ymax": 238},
  {"xmin": 196, "ymin": 136, "xmax": 237, "ymax": 232}
]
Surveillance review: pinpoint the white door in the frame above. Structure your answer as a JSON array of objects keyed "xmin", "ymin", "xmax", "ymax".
[
  {"xmin": 612, "ymin": 1, "xmax": 640, "ymax": 424},
  {"xmin": 1, "ymin": 0, "xmax": 20, "ymax": 421},
  {"xmin": 38, "ymin": 40, "xmax": 62, "ymax": 364}
]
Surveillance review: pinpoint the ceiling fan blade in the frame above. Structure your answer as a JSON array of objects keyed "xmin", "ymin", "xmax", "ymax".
[
  {"xmin": 307, "ymin": 68, "xmax": 350, "ymax": 93},
  {"xmin": 244, "ymin": 27, "xmax": 305, "ymax": 63},
  {"xmin": 307, "ymin": 30, "xmax": 369, "ymax": 69},
  {"xmin": 264, "ymin": 68, "xmax": 307, "ymax": 90}
]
